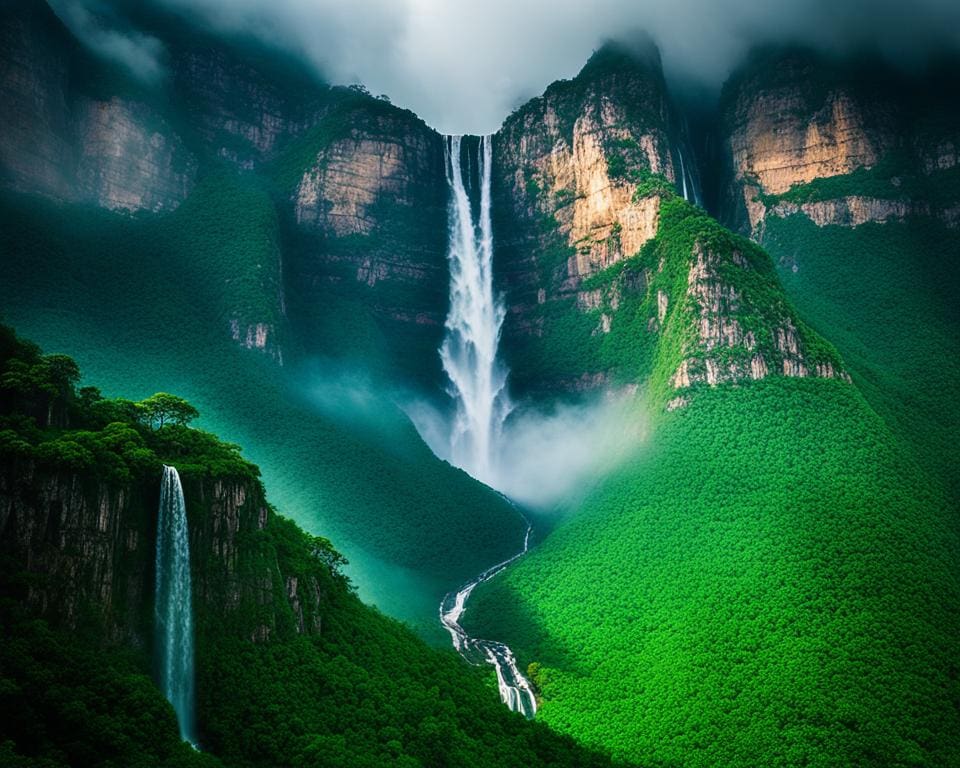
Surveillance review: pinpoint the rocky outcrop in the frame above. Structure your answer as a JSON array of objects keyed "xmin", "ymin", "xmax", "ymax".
[
  {"xmin": 721, "ymin": 51, "xmax": 896, "ymax": 232},
  {"xmin": 666, "ymin": 241, "xmax": 848, "ymax": 394},
  {"xmin": 284, "ymin": 104, "xmax": 450, "ymax": 382},
  {"xmin": 0, "ymin": 3, "xmax": 196, "ymax": 212},
  {"xmin": 294, "ymin": 125, "xmax": 440, "ymax": 240},
  {"xmin": 768, "ymin": 196, "xmax": 930, "ymax": 228},
  {"xmin": 75, "ymin": 98, "xmax": 196, "ymax": 212},
  {"xmin": 0, "ymin": 461, "xmax": 327, "ymax": 647},
  {"xmin": 720, "ymin": 49, "xmax": 960, "ymax": 234},
  {"xmin": 492, "ymin": 43, "xmax": 685, "ymax": 393},
  {"xmin": 168, "ymin": 41, "xmax": 327, "ymax": 169}
]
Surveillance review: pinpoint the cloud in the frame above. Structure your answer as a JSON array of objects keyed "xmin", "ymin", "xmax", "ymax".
[
  {"xmin": 52, "ymin": 0, "xmax": 960, "ymax": 132},
  {"xmin": 47, "ymin": 0, "xmax": 166, "ymax": 84}
]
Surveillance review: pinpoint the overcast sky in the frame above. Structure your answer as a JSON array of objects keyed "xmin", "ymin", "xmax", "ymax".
[{"xmin": 49, "ymin": 0, "xmax": 960, "ymax": 134}]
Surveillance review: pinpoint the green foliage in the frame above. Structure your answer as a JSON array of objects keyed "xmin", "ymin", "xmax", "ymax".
[
  {"xmin": 758, "ymin": 153, "xmax": 960, "ymax": 209},
  {"xmin": 466, "ymin": 380, "xmax": 960, "ymax": 767},
  {"xmin": 0, "ymin": 179, "xmax": 519, "ymax": 624},
  {"xmin": 0, "ymin": 325, "xmax": 255, "ymax": 483},
  {"xmin": 0, "ymin": 601, "xmax": 218, "ymax": 768},
  {"xmin": 762, "ymin": 212, "xmax": 960, "ymax": 503},
  {"xmin": 139, "ymin": 393, "xmax": 200, "ymax": 429},
  {"xmin": 0, "ymin": 328, "xmax": 620, "ymax": 768}
]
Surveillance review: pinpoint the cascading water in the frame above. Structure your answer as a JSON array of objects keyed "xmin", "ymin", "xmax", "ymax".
[
  {"xmin": 678, "ymin": 148, "xmax": 690, "ymax": 202},
  {"xmin": 440, "ymin": 134, "xmax": 509, "ymax": 485},
  {"xmin": 156, "ymin": 465, "xmax": 197, "ymax": 745},
  {"xmin": 437, "ymin": 136, "xmax": 538, "ymax": 717}
]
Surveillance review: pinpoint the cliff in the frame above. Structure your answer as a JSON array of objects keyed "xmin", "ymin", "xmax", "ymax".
[
  {"xmin": 279, "ymin": 96, "xmax": 450, "ymax": 385},
  {"xmin": 0, "ymin": 459, "xmax": 329, "ymax": 648},
  {"xmin": 720, "ymin": 48, "xmax": 960, "ymax": 235},
  {"xmin": 492, "ymin": 42, "xmax": 690, "ymax": 393},
  {"xmin": 0, "ymin": 2, "xmax": 196, "ymax": 213}
]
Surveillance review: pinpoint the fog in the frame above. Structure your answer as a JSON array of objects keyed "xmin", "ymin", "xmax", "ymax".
[
  {"xmin": 407, "ymin": 392, "xmax": 646, "ymax": 510},
  {"xmin": 48, "ymin": 0, "xmax": 960, "ymax": 133}
]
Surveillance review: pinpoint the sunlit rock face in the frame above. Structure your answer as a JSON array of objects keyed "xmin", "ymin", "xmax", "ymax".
[
  {"xmin": 294, "ymin": 127, "xmax": 440, "ymax": 239},
  {"xmin": 721, "ymin": 52, "xmax": 896, "ymax": 233},
  {"xmin": 76, "ymin": 98, "xmax": 196, "ymax": 212},
  {"xmin": 719, "ymin": 49, "xmax": 960, "ymax": 234},
  {"xmin": 668, "ymin": 241, "xmax": 848, "ymax": 393},
  {"xmin": 490, "ymin": 42, "xmax": 683, "ymax": 393}
]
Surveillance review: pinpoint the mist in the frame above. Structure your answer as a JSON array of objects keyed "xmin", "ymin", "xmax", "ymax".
[
  {"xmin": 49, "ymin": 0, "xmax": 960, "ymax": 134},
  {"xmin": 407, "ymin": 392, "xmax": 646, "ymax": 510}
]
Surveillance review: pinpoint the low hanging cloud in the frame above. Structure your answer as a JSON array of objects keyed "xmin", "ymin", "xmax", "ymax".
[
  {"xmin": 47, "ymin": 0, "xmax": 167, "ymax": 84},
  {"xmin": 50, "ymin": 0, "xmax": 960, "ymax": 133}
]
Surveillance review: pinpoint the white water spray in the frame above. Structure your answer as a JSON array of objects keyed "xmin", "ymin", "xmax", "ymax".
[
  {"xmin": 440, "ymin": 134, "xmax": 509, "ymax": 485},
  {"xmin": 156, "ymin": 465, "xmax": 196, "ymax": 745}
]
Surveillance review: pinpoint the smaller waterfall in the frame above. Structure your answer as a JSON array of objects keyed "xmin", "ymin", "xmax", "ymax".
[
  {"xmin": 678, "ymin": 149, "xmax": 690, "ymax": 202},
  {"xmin": 156, "ymin": 465, "xmax": 196, "ymax": 745}
]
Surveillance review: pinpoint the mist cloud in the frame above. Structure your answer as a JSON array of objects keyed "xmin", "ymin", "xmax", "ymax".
[
  {"xmin": 48, "ymin": 0, "xmax": 166, "ymax": 84},
  {"xmin": 57, "ymin": 0, "xmax": 960, "ymax": 133}
]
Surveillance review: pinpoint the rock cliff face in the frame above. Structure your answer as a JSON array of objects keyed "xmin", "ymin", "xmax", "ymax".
[
  {"xmin": 0, "ymin": 3, "xmax": 196, "ymax": 212},
  {"xmin": 720, "ymin": 49, "xmax": 960, "ymax": 234},
  {"xmin": 283, "ymin": 103, "xmax": 450, "ymax": 384},
  {"xmin": 492, "ymin": 43, "xmax": 687, "ymax": 393},
  {"xmin": 720, "ymin": 51, "xmax": 896, "ymax": 232},
  {"xmin": 0, "ymin": 461, "xmax": 326, "ymax": 648},
  {"xmin": 666, "ymin": 239, "xmax": 847, "ymax": 402}
]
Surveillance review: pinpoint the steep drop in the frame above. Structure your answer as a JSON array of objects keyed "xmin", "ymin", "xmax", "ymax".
[
  {"xmin": 155, "ymin": 465, "xmax": 196, "ymax": 745},
  {"xmin": 440, "ymin": 134, "xmax": 509, "ymax": 485}
]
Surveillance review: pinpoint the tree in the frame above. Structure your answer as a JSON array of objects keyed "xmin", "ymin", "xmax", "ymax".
[{"xmin": 137, "ymin": 393, "xmax": 199, "ymax": 429}]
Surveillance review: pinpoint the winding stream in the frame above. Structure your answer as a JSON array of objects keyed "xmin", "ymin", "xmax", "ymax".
[{"xmin": 440, "ymin": 522, "xmax": 538, "ymax": 718}]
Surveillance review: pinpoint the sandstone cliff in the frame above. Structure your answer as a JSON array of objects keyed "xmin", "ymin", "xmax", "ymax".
[
  {"xmin": 492, "ymin": 42, "xmax": 690, "ymax": 393},
  {"xmin": 720, "ymin": 48, "xmax": 960, "ymax": 234},
  {"xmin": 0, "ymin": 460, "xmax": 328, "ymax": 648},
  {"xmin": 283, "ymin": 99, "xmax": 450, "ymax": 385},
  {"xmin": 0, "ymin": 3, "xmax": 196, "ymax": 213}
]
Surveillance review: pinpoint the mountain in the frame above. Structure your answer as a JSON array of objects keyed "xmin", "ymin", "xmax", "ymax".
[
  {"xmin": 718, "ymin": 46, "xmax": 960, "ymax": 504},
  {"xmin": 459, "ymin": 46, "xmax": 960, "ymax": 768},
  {"xmin": 1, "ymin": 3, "xmax": 958, "ymax": 767},
  {"xmin": 0, "ymin": 0, "xmax": 527, "ymax": 629}
]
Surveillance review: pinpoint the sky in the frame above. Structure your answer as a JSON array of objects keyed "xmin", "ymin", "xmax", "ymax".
[{"xmin": 49, "ymin": 0, "xmax": 960, "ymax": 134}]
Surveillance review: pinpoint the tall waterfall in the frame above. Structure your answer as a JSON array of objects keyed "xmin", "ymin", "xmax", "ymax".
[
  {"xmin": 440, "ymin": 135, "xmax": 509, "ymax": 484},
  {"xmin": 156, "ymin": 465, "xmax": 196, "ymax": 745}
]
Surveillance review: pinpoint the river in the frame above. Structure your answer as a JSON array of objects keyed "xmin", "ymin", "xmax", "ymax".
[{"xmin": 439, "ymin": 520, "xmax": 538, "ymax": 718}]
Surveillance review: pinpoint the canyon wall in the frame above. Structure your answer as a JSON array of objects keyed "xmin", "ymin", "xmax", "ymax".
[
  {"xmin": 491, "ymin": 43, "xmax": 686, "ymax": 393},
  {"xmin": 0, "ymin": 460, "xmax": 329, "ymax": 648},
  {"xmin": 720, "ymin": 49, "xmax": 960, "ymax": 234}
]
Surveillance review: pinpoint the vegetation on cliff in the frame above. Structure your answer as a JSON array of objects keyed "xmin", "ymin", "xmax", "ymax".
[
  {"xmin": 466, "ymin": 374, "xmax": 960, "ymax": 766},
  {"xmin": 0, "ymin": 327, "xmax": 620, "ymax": 768}
]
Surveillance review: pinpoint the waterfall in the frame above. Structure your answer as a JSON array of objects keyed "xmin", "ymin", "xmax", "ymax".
[
  {"xmin": 678, "ymin": 148, "xmax": 690, "ymax": 202},
  {"xmin": 156, "ymin": 465, "xmax": 196, "ymax": 745},
  {"xmin": 440, "ymin": 135, "xmax": 509, "ymax": 484}
]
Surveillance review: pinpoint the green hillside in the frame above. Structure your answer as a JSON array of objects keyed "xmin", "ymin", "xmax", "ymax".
[
  {"xmin": 0, "ymin": 326, "xmax": 619, "ymax": 768},
  {"xmin": 463, "ymin": 199, "xmax": 960, "ymax": 766},
  {"xmin": 761, "ymin": 200, "xmax": 960, "ymax": 506}
]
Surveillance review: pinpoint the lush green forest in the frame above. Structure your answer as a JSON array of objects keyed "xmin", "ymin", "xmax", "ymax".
[
  {"xmin": 762, "ymin": 213, "xmax": 960, "ymax": 503},
  {"xmin": 465, "ymin": 378, "xmax": 960, "ymax": 766},
  {"xmin": 0, "ymin": 326, "xmax": 621, "ymax": 768},
  {"xmin": 464, "ymin": 174, "xmax": 960, "ymax": 766}
]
